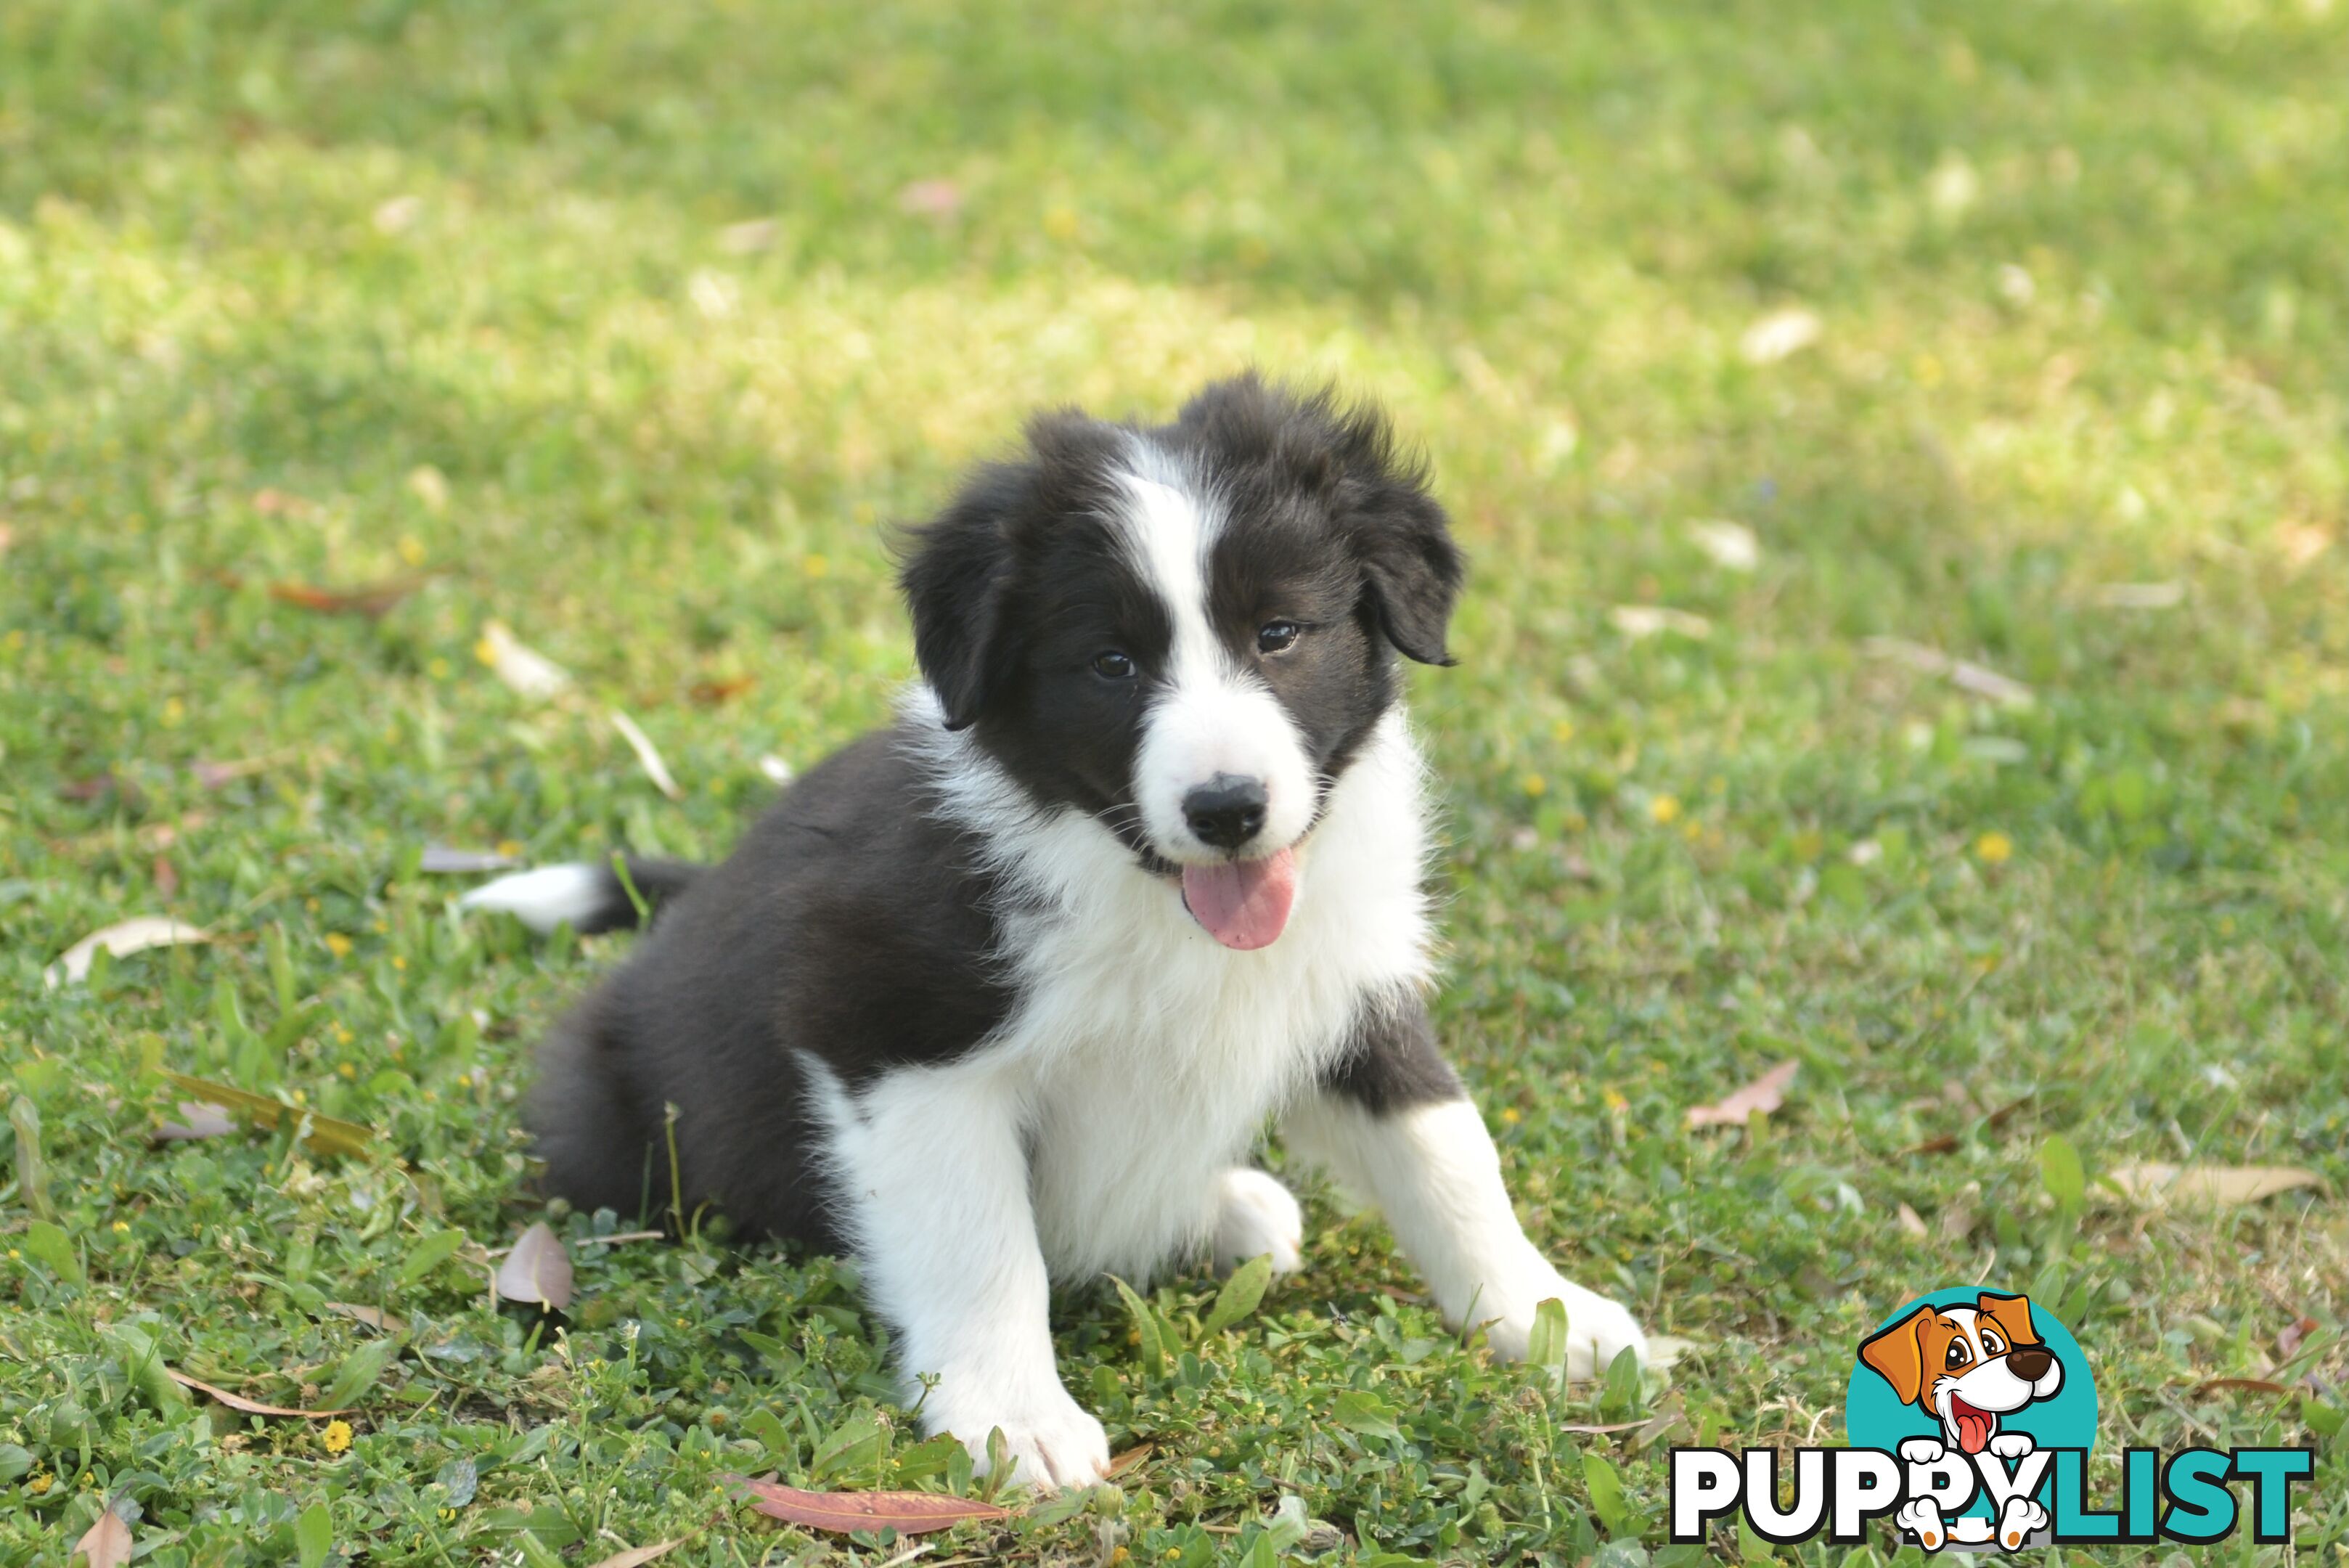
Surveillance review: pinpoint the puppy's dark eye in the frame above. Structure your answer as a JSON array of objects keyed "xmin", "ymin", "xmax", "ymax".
[
  {"xmin": 1257, "ymin": 621, "xmax": 1302, "ymax": 654},
  {"xmin": 1945, "ymin": 1341, "xmax": 1972, "ymax": 1370},
  {"xmin": 1980, "ymin": 1330, "xmax": 2004, "ymax": 1355},
  {"xmin": 1092, "ymin": 650, "xmax": 1136, "ymax": 679}
]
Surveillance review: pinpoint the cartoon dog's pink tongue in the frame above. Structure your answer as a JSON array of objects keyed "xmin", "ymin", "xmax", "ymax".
[
  {"xmin": 1949, "ymin": 1397, "xmax": 1993, "ymax": 1455},
  {"xmin": 1181, "ymin": 849, "xmax": 1298, "ymax": 950}
]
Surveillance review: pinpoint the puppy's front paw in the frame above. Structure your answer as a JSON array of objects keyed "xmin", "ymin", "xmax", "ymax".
[
  {"xmin": 1988, "ymin": 1432, "xmax": 2035, "ymax": 1461},
  {"xmin": 928, "ymin": 1389, "xmax": 1109, "ymax": 1492},
  {"xmin": 1482, "ymin": 1276, "xmax": 1649, "ymax": 1379},
  {"xmin": 1996, "ymin": 1495, "xmax": 2048, "ymax": 1549},
  {"xmin": 1214, "ymin": 1167, "xmax": 1304, "ymax": 1276},
  {"xmin": 1895, "ymin": 1498, "xmax": 1948, "ymax": 1552},
  {"xmin": 1900, "ymin": 1437, "xmax": 1948, "ymax": 1466}
]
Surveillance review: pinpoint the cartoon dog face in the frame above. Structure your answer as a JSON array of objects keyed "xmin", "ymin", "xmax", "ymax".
[{"xmin": 1860, "ymin": 1293, "xmax": 2064, "ymax": 1455}]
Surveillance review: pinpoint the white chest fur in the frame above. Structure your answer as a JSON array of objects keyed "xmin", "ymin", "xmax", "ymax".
[{"xmin": 914, "ymin": 700, "xmax": 1435, "ymax": 1281}]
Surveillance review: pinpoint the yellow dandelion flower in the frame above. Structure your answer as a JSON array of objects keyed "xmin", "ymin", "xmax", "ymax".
[
  {"xmin": 397, "ymin": 534, "xmax": 425, "ymax": 566},
  {"xmin": 1649, "ymin": 794, "xmax": 1682, "ymax": 825},
  {"xmin": 338, "ymin": 1062, "xmax": 356, "ymax": 1079},
  {"xmin": 427, "ymin": 656, "xmax": 451, "ymax": 680},
  {"xmin": 1520, "ymin": 773, "xmax": 1547, "ymax": 797},
  {"xmin": 1974, "ymin": 831, "xmax": 2014, "ymax": 865},
  {"xmin": 321, "ymin": 1419, "xmax": 353, "ymax": 1454},
  {"xmin": 324, "ymin": 933, "xmax": 353, "ymax": 958},
  {"xmin": 801, "ymin": 552, "xmax": 829, "ymax": 579},
  {"xmin": 1551, "ymin": 718, "xmax": 1575, "ymax": 743},
  {"xmin": 28, "ymin": 1469, "xmax": 52, "ymax": 1494},
  {"xmin": 1498, "ymin": 1106, "xmax": 1521, "ymax": 1124},
  {"xmin": 1042, "ymin": 205, "xmax": 1081, "ymax": 242},
  {"xmin": 391, "ymin": 955, "xmax": 407, "ymax": 971},
  {"xmin": 112, "ymin": 1220, "xmax": 130, "ymax": 1234}
]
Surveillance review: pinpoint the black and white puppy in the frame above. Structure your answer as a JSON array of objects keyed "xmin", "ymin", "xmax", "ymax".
[{"xmin": 464, "ymin": 376, "xmax": 1649, "ymax": 1487}]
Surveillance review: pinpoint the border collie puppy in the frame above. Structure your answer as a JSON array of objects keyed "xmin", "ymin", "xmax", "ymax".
[{"xmin": 464, "ymin": 375, "xmax": 1649, "ymax": 1487}]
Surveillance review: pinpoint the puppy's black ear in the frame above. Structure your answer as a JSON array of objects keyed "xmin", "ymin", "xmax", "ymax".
[
  {"xmin": 1329, "ymin": 401, "xmax": 1465, "ymax": 666},
  {"xmin": 896, "ymin": 468, "xmax": 1019, "ymax": 731}
]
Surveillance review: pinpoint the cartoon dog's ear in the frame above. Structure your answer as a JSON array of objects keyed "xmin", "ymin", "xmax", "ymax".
[
  {"xmin": 1977, "ymin": 1293, "xmax": 2041, "ymax": 1347},
  {"xmin": 897, "ymin": 467, "xmax": 1021, "ymax": 732},
  {"xmin": 1859, "ymin": 1307, "xmax": 1937, "ymax": 1406}
]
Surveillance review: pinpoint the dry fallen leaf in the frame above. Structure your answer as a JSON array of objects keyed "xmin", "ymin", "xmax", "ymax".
[
  {"xmin": 897, "ymin": 178, "xmax": 965, "ymax": 218},
  {"xmin": 166, "ymin": 1368, "xmax": 351, "ymax": 1419},
  {"xmin": 269, "ymin": 574, "xmax": 433, "ymax": 618},
  {"xmin": 495, "ymin": 1222, "xmax": 575, "ymax": 1310},
  {"xmin": 1686, "ymin": 1060, "xmax": 1799, "ymax": 1127},
  {"xmin": 728, "ymin": 1476, "xmax": 1010, "ymax": 1535},
  {"xmin": 587, "ymin": 1541, "xmax": 683, "ymax": 1568},
  {"xmin": 1611, "ymin": 605, "xmax": 1713, "ymax": 641},
  {"xmin": 1104, "ymin": 1444, "xmax": 1153, "ymax": 1479},
  {"xmin": 2277, "ymin": 1317, "xmax": 2319, "ymax": 1359},
  {"xmin": 2196, "ymin": 1377, "xmax": 2290, "ymax": 1398},
  {"xmin": 1896, "ymin": 1203, "xmax": 1929, "ymax": 1239},
  {"xmin": 1739, "ymin": 307, "xmax": 1823, "ymax": 364},
  {"xmin": 73, "ymin": 1505, "xmax": 134, "ymax": 1568},
  {"xmin": 719, "ymin": 218, "xmax": 779, "ymax": 253},
  {"xmin": 420, "ymin": 844, "xmax": 520, "ymax": 874},
  {"xmin": 162, "ymin": 1072, "xmax": 377, "ymax": 1159},
  {"xmin": 46, "ymin": 916, "xmax": 210, "ymax": 988},
  {"xmin": 322, "ymin": 1302, "xmax": 410, "ymax": 1336},
  {"xmin": 190, "ymin": 751, "xmax": 293, "ymax": 789},
  {"xmin": 688, "ymin": 674, "xmax": 758, "ymax": 705},
  {"xmin": 478, "ymin": 621, "xmax": 573, "ymax": 701},
  {"xmin": 2091, "ymin": 581, "xmax": 2184, "ymax": 611},
  {"xmin": 1863, "ymin": 637, "xmax": 2035, "ymax": 707},
  {"xmin": 2105, "ymin": 1164, "xmax": 2325, "ymax": 1208},
  {"xmin": 1688, "ymin": 519, "xmax": 1761, "ymax": 572},
  {"xmin": 152, "ymin": 1101, "xmax": 235, "ymax": 1143},
  {"xmin": 610, "ymin": 711, "xmax": 684, "ymax": 801}
]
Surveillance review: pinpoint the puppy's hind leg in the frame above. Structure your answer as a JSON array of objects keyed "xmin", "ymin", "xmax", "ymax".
[
  {"xmin": 525, "ymin": 988, "xmax": 663, "ymax": 1224},
  {"xmin": 1212, "ymin": 1168, "xmax": 1304, "ymax": 1276}
]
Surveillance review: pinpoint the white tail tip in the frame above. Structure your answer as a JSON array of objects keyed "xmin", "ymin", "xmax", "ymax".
[{"xmin": 458, "ymin": 863, "xmax": 606, "ymax": 934}]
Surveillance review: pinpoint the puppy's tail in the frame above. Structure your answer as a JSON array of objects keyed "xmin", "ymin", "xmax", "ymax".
[{"xmin": 459, "ymin": 855, "xmax": 703, "ymax": 935}]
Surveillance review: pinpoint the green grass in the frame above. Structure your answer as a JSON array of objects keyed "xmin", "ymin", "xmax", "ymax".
[{"xmin": 4, "ymin": 0, "xmax": 2347, "ymax": 1561}]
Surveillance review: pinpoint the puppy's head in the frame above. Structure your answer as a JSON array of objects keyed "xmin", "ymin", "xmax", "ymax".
[
  {"xmin": 898, "ymin": 375, "xmax": 1462, "ymax": 949},
  {"xmin": 1859, "ymin": 1293, "xmax": 2062, "ymax": 1455}
]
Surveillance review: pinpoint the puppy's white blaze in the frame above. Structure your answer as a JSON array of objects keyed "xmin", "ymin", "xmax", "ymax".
[
  {"xmin": 1109, "ymin": 458, "xmax": 1315, "ymax": 861},
  {"xmin": 458, "ymin": 863, "xmax": 604, "ymax": 933},
  {"xmin": 1283, "ymin": 1093, "xmax": 1649, "ymax": 1375}
]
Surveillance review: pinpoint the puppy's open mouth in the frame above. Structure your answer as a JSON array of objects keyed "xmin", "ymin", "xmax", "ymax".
[
  {"xmin": 1179, "ymin": 848, "xmax": 1298, "ymax": 950},
  {"xmin": 1948, "ymin": 1394, "xmax": 1993, "ymax": 1455}
]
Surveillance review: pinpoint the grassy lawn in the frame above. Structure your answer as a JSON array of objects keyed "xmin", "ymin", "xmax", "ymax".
[{"xmin": 5, "ymin": 0, "xmax": 2347, "ymax": 1561}]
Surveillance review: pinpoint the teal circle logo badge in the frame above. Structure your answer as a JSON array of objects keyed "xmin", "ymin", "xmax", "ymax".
[{"xmin": 1846, "ymin": 1287, "xmax": 2097, "ymax": 1549}]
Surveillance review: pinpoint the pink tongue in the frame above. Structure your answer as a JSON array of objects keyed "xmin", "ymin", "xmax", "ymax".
[
  {"xmin": 1181, "ymin": 849, "xmax": 1299, "ymax": 950},
  {"xmin": 1956, "ymin": 1410, "xmax": 1992, "ymax": 1455}
]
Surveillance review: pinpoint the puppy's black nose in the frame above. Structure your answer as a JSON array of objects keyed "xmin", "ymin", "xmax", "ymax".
[
  {"xmin": 1183, "ymin": 775, "xmax": 1268, "ymax": 851},
  {"xmin": 2006, "ymin": 1346, "xmax": 2053, "ymax": 1381}
]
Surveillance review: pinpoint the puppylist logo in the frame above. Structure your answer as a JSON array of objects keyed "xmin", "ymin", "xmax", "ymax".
[{"xmin": 1672, "ymin": 1287, "xmax": 2315, "ymax": 1551}]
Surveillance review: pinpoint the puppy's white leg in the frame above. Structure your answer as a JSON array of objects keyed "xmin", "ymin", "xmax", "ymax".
[
  {"xmin": 1212, "ymin": 1167, "xmax": 1304, "ymax": 1276},
  {"xmin": 1283, "ymin": 1093, "xmax": 1649, "ymax": 1376},
  {"xmin": 820, "ymin": 1061, "xmax": 1108, "ymax": 1490}
]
